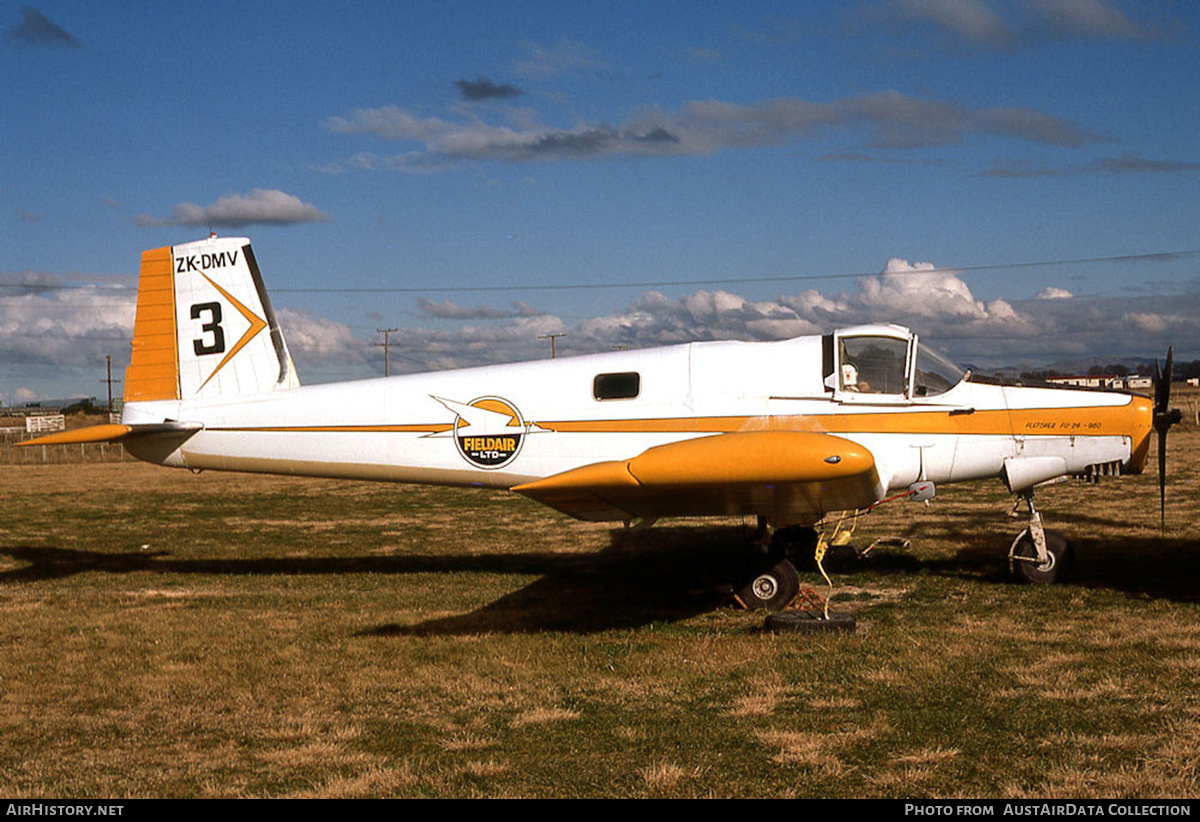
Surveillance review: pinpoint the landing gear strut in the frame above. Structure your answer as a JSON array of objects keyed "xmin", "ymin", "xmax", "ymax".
[
  {"xmin": 732, "ymin": 520, "xmax": 812, "ymax": 610},
  {"xmin": 1008, "ymin": 492, "xmax": 1074, "ymax": 584}
]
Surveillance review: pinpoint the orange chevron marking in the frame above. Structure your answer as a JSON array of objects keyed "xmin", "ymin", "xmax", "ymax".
[{"xmin": 197, "ymin": 272, "xmax": 269, "ymax": 391}]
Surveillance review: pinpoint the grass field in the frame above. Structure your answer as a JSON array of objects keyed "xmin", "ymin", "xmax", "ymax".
[{"xmin": 1, "ymin": 424, "xmax": 1198, "ymax": 798}]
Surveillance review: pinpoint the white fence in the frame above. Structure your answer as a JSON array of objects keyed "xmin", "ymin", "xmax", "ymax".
[{"xmin": 26, "ymin": 415, "xmax": 66, "ymax": 434}]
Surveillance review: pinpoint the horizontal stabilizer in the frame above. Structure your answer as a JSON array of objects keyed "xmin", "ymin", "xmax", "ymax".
[
  {"xmin": 18, "ymin": 421, "xmax": 203, "ymax": 448},
  {"xmin": 513, "ymin": 431, "xmax": 882, "ymax": 525}
]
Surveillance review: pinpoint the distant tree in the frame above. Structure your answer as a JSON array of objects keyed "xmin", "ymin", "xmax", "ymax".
[{"xmin": 62, "ymin": 398, "xmax": 100, "ymax": 415}]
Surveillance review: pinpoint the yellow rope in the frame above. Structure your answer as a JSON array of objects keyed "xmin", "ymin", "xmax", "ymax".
[{"xmin": 813, "ymin": 511, "xmax": 862, "ymax": 620}]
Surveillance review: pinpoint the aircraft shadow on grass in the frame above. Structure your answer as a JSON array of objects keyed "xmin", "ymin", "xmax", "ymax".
[
  {"xmin": 5, "ymin": 516, "xmax": 1200, "ymax": 634},
  {"xmin": 0, "ymin": 528, "xmax": 753, "ymax": 634}
]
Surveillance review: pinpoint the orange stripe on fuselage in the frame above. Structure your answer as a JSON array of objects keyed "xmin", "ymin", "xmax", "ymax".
[
  {"xmin": 536, "ymin": 404, "xmax": 1143, "ymax": 438},
  {"xmin": 209, "ymin": 423, "xmax": 456, "ymax": 434},
  {"xmin": 203, "ymin": 401, "xmax": 1147, "ymax": 440}
]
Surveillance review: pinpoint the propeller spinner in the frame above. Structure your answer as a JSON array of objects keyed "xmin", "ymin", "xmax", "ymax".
[{"xmin": 1152, "ymin": 347, "xmax": 1183, "ymax": 532}]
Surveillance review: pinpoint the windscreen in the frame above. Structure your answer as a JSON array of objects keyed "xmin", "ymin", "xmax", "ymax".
[{"xmin": 914, "ymin": 342, "xmax": 967, "ymax": 397}]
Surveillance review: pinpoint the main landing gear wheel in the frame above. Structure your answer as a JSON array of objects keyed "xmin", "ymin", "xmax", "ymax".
[
  {"xmin": 764, "ymin": 611, "xmax": 856, "ymax": 634},
  {"xmin": 735, "ymin": 558, "xmax": 801, "ymax": 611},
  {"xmin": 1010, "ymin": 529, "xmax": 1074, "ymax": 585}
]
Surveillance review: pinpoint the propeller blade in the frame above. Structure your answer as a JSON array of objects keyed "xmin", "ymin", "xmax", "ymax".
[
  {"xmin": 1154, "ymin": 349, "xmax": 1170, "ymax": 411},
  {"xmin": 1158, "ymin": 427, "xmax": 1168, "ymax": 532},
  {"xmin": 1162, "ymin": 347, "xmax": 1173, "ymax": 410},
  {"xmin": 1151, "ymin": 347, "xmax": 1181, "ymax": 533}
]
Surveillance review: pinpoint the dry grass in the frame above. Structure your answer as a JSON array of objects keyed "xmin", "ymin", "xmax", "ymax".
[{"xmin": 0, "ymin": 420, "xmax": 1197, "ymax": 798}]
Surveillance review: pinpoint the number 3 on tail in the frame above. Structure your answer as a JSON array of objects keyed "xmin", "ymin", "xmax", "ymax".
[{"xmin": 191, "ymin": 302, "xmax": 226, "ymax": 355}]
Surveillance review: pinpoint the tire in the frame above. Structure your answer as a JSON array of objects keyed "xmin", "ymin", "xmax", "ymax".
[
  {"xmin": 1010, "ymin": 529, "xmax": 1074, "ymax": 584},
  {"xmin": 735, "ymin": 558, "xmax": 801, "ymax": 611},
  {"xmin": 764, "ymin": 611, "xmax": 856, "ymax": 634}
]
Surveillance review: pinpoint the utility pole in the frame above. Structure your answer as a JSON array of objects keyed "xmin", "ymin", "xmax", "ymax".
[
  {"xmin": 538, "ymin": 332, "xmax": 565, "ymax": 359},
  {"xmin": 99, "ymin": 355, "xmax": 121, "ymax": 414},
  {"xmin": 375, "ymin": 328, "xmax": 399, "ymax": 377}
]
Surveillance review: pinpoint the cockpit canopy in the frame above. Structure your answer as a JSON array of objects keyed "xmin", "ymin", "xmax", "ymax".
[{"xmin": 825, "ymin": 325, "xmax": 966, "ymax": 401}]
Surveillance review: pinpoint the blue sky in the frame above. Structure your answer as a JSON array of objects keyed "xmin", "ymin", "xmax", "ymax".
[{"xmin": 3, "ymin": 1, "xmax": 1199, "ymax": 403}]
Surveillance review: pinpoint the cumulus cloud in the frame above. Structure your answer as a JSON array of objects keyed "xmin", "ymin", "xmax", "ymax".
[
  {"xmin": 7, "ymin": 7, "xmax": 80, "ymax": 47},
  {"xmin": 1037, "ymin": 287, "xmax": 1074, "ymax": 299},
  {"xmin": 819, "ymin": 259, "xmax": 1031, "ymax": 334},
  {"xmin": 565, "ymin": 290, "xmax": 823, "ymax": 352},
  {"xmin": 0, "ymin": 274, "xmax": 135, "ymax": 367},
  {"xmin": 136, "ymin": 189, "xmax": 332, "ymax": 228},
  {"xmin": 275, "ymin": 308, "xmax": 364, "ymax": 365}
]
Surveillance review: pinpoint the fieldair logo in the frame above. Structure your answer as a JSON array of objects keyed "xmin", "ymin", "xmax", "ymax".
[{"xmin": 432, "ymin": 396, "xmax": 536, "ymax": 470}]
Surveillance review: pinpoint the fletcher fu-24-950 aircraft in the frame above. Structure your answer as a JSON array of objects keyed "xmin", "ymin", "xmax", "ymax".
[{"xmin": 25, "ymin": 235, "xmax": 1184, "ymax": 610}]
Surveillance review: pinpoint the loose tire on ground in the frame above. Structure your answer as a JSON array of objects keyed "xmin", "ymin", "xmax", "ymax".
[
  {"xmin": 1010, "ymin": 529, "xmax": 1074, "ymax": 584},
  {"xmin": 764, "ymin": 611, "xmax": 856, "ymax": 634}
]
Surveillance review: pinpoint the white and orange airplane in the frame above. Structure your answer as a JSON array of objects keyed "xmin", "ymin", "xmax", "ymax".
[{"xmin": 23, "ymin": 235, "xmax": 1182, "ymax": 610}]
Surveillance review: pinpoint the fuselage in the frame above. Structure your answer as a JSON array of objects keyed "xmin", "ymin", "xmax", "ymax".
[{"xmin": 121, "ymin": 330, "xmax": 1155, "ymax": 508}]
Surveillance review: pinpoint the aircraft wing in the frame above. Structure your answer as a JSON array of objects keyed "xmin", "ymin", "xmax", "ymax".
[{"xmin": 512, "ymin": 430, "xmax": 882, "ymax": 525}]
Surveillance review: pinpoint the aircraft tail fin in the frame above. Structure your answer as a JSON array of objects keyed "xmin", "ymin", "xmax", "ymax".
[{"xmin": 124, "ymin": 236, "xmax": 300, "ymax": 404}]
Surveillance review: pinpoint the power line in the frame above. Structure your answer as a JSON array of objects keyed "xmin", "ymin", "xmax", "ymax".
[
  {"xmin": 3, "ymin": 248, "xmax": 1198, "ymax": 295},
  {"xmin": 273, "ymin": 249, "xmax": 1200, "ymax": 294}
]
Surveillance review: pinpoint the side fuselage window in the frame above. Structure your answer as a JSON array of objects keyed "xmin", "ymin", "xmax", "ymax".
[{"xmin": 594, "ymin": 372, "xmax": 641, "ymax": 400}]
